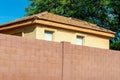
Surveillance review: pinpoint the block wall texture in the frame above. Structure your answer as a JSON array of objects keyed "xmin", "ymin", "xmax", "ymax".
[
  {"xmin": 0, "ymin": 34, "xmax": 120, "ymax": 80},
  {"xmin": 0, "ymin": 34, "xmax": 63, "ymax": 80},
  {"xmin": 63, "ymin": 43, "xmax": 120, "ymax": 80}
]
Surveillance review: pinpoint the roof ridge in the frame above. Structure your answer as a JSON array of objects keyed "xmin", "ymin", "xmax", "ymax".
[
  {"xmin": 34, "ymin": 11, "xmax": 48, "ymax": 16},
  {"xmin": 31, "ymin": 12, "xmax": 115, "ymax": 33},
  {"xmin": 0, "ymin": 11, "xmax": 115, "ymax": 34}
]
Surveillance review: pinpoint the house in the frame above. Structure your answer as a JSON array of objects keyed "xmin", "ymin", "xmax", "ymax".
[{"xmin": 0, "ymin": 12, "xmax": 115, "ymax": 49}]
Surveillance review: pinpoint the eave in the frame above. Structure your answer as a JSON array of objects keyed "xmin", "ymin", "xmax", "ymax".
[{"xmin": 0, "ymin": 18, "xmax": 115, "ymax": 38}]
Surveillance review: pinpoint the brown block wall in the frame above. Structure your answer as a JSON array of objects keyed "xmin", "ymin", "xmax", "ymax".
[
  {"xmin": 0, "ymin": 34, "xmax": 120, "ymax": 80},
  {"xmin": 63, "ymin": 43, "xmax": 120, "ymax": 80},
  {"xmin": 0, "ymin": 34, "xmax": 63, "ymax": 80}
]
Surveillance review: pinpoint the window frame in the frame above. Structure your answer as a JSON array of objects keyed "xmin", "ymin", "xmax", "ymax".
[
  {"xmin": 44, "ymin": 30, "xmax": 54, "ymax": 41},
  {"xmin": 75, "ymin": 33, "xmax": 86, "ymax": 45},
  {"xmin": 76, "ymin": 36, "xmax": 84, "ymax": 45}
]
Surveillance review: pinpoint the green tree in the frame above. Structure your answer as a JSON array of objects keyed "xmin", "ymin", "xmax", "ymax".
[
  {"xmin": 108, "ymin": 0, "xmax": 120, "ymax": 50},
  {"xmin": 25, "ymin": 0, "xmax": 120, "ymax": 31},
  {"xmin": 25, "ymin": 0, "xmax": 120, "ymax": 50},
  {"xmin": 110, "ymin": 40, "xmax": 120, "ymax": 50},
  {"xmin": 108, "ymin": 0, "xmax": 120, "ymax": 41}
]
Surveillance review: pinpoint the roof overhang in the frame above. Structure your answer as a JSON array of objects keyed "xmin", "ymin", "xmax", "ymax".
[{"xmin": 0, "ymin": 18, "xmax": 115, "ymax": 38}]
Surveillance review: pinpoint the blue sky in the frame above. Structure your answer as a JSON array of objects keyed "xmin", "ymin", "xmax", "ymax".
[{"xmin": 0, "ymin": 0, "xmax": 30, "ymax": 24}]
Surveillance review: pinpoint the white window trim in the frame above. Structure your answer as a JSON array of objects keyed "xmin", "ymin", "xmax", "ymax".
[
  {"xmin": 75, "ymin": 33, "xmax": 86, "ymax": 45},
  {"xmin": 43, "ymin": 28, "xmax": 56, "ymax": 41},
  {"xmin": 44, "ymin": 30, "xmax": 54, "ymax": 41},
  {"xmin": 76, "ymin": 36, "xmax": 84, "ymax": 45}
]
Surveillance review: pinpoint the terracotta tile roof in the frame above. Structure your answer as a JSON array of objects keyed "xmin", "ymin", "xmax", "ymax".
[{"xmin": 0, "ymin": 12, "xmax": 114, "ymax": 34}]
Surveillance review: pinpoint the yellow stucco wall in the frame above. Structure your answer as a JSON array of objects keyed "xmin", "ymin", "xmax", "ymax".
[
  {"xmin": 36, "ymin": 25, "xmax": 110, "ymax": 49},
  {"xmin": 85, "ymin": 35, "xmax": 109, "ymax": 49},
  {"xmin": 36, "ymin": 26, "xmax": 76, "ymax": 44},
  {"xmin": 23, "ymin": 25, "xmax": 36, "ymax": 39},
  {"xmin": 1, "ymin": 25, "xmax": 110, "ymax": 49},
  {"xmin": 1, "ymin": 25, "xmax": 36, "ymax": 39}
]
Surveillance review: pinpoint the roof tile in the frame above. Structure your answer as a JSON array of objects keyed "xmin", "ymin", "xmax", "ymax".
[{"xmin": 0, "ymin": 11, "xmax": 114, "ymax": 34}]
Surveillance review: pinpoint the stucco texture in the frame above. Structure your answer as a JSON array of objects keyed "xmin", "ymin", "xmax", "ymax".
[
  {"xmin": 36, "ymin": 25, "xmax": 109, "ymax": 49},
  {"xmin": 0, "ymin": 24, "xmax": 110, "ymax": 49}
]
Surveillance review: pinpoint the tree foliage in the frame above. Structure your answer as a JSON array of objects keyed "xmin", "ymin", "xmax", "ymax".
[
  {"xmin": 25, "ymin": 0, "xmax": 120, "ymax": 50},
  {"xmin": 110, "ymin": 40, "xmax": 120, "ymax": 50}
]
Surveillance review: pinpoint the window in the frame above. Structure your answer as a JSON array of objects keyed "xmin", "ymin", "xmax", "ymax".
[
  {"xmin": 76, "ymin": 36, "xmax": 83, "ymax": 45},
  {"xmin": 44, "ymin": 31, "xmax": 53, "ymax": 41}
]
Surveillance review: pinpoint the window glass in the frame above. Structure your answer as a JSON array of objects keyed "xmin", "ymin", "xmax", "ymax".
[
  {"xmin": 44, "ymin": 31, "xmax": 53, "ymax": 41},
  {"xmin": 76, "ymin": 36, "xmax": 83, "ymax": 45}
]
